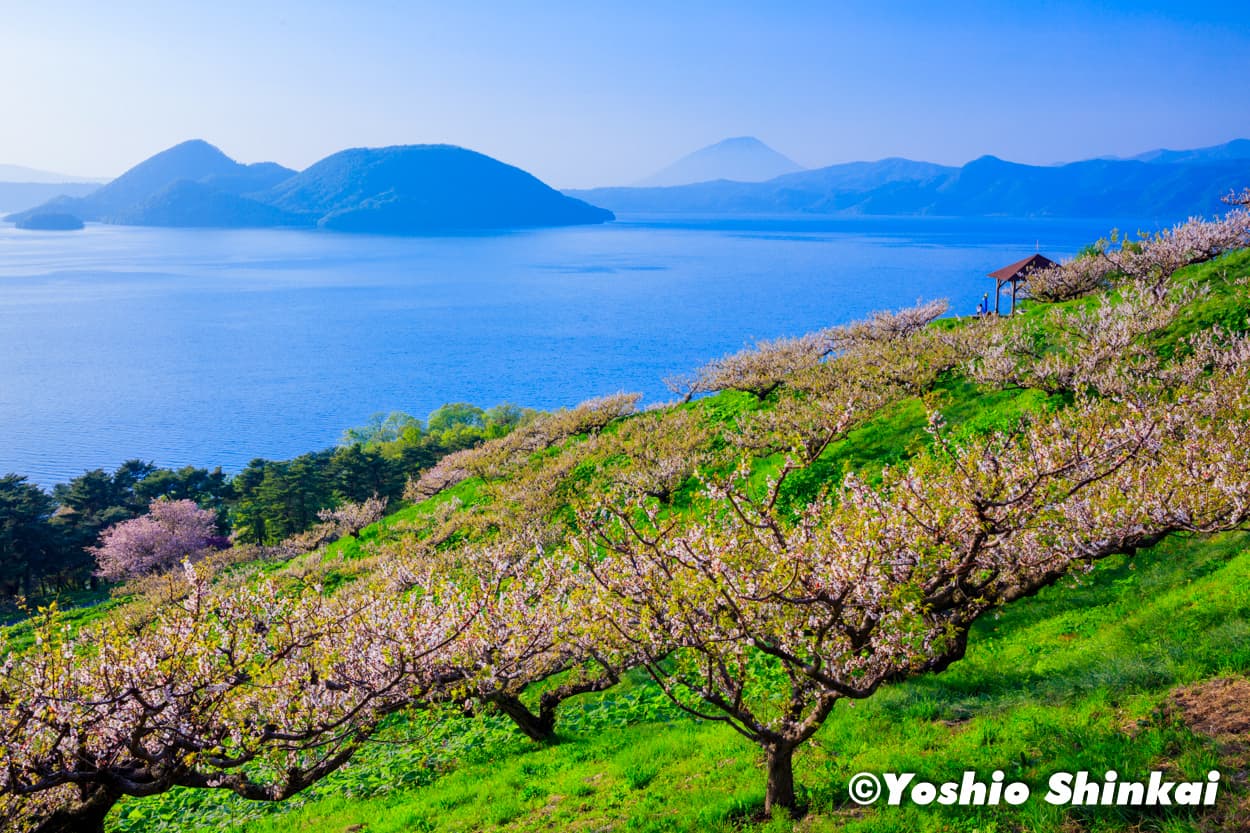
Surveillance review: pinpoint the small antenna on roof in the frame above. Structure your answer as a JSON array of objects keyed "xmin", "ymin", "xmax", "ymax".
[{"xmin": 1036, "ymin": 239, "xmax": 1040, "ymax": 253}]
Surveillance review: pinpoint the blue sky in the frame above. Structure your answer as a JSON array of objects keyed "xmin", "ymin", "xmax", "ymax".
[{"xmin": 2, "ymin": 1, "xmax": 1249, "ymax": 187}]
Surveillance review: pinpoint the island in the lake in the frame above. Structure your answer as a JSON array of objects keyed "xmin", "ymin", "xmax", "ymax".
[
  {"xmin": 5, "ymin": 139, "xmax": 614, "ymax": 234},
  {"xmin": 14, "ymin": 211, "xmax": 85, "ymax": 231},
  {"xmin": 7, "ymin": 136, "xmax": 1249, "ymax": 232}
]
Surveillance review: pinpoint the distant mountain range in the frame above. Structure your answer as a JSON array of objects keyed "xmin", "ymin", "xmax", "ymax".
[
  {"xmin": 636, "ymin": 137, "xmax": 803, "ymax": 187},
  {"xmin": 5, "ymin": 140, "xmax": 613, "ymax": 233},
  {"xmin": 7, "ymin": 138, "xmax": 1250, "ymax": 230},
  {"xmin": 569, "ymin": 139, "xmax": 1250, "ymax": 218},
  {"xmin": 1126, "ymin": 138, "xmax": 1250, "ymax": 165},
  {"xmin": 0, "ymin": 163, "xmax": 106, "ymax": 213},
  {"xmin": 0, "ymin": 163, "xmax": 107, "ymax": 184},
  {"xmin": 0, "ymin": 182, "xmax": 100, "ymax": 214}
]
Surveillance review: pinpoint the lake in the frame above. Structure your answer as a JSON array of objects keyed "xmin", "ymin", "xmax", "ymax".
[{"xmin": 0, "ymin": 214, "xmax": 1152, "ymax": 487}]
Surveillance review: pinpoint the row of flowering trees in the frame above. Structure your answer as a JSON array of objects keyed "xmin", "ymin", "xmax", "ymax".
[
  {"xmin": 576, "ymin": 350, "xmax": 1250, "ymax": 811},
  {"xmin": 1, "ymin": 559, "xmax": 477, "ymax": 831},
  {"xmin": 3, "ymin": 209, "xmax": 1250, "ymax": 830},
  {"xmin": 1026, "ymin": 192, "xmax": 1250, "ymax": 301}
]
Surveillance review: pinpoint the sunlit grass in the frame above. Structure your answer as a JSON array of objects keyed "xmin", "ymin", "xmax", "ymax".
[
  {"xmin": 105, "ymin": 251, "xmax": 1250, "ymax": 832},
  {"xmin": 111, "ymin": 532, "xmax": 1250, "ymax": 833}
]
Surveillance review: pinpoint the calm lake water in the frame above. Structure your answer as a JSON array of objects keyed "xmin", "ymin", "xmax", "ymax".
[{"xmin": 0, "ymin": 214, "xmax": 1157, "ymax": 487}]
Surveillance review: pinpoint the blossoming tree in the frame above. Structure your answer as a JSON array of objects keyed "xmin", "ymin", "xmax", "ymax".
[
  {"xmin": 0, "ymin": 562, "xmax": 477, "ymax": 833},
  {"xmin": 574, "ymin": 351, "xmax": 1250, "ymax": 814},
  {"xmin": 91, "ymin": 499, "xmax": 221, "ymax": 582}
]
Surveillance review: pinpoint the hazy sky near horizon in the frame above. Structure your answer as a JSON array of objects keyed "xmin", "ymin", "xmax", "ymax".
[{"xmin": 3, "ymin": 1, "xmax": 1249, "ymax": 188}]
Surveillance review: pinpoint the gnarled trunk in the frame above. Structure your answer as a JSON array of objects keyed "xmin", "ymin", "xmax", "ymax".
[
  {"xmin": 489, "ymin": 670, "xmax": 620, "ymax": 744},
  {"xmin": 31, "ymin": 785, "xmax": 121, "ymax": 833},
  {"xmin": 489, "ymin": 693, "xmax": 557, "ymax": 743},
  {"xmin": 764, "ymin": 743, "xmax": 798, "ymax": 816}
]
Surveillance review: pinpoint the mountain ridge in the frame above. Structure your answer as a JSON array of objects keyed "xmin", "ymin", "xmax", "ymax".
[
  {"xmin": 0, "ymin": 164, "xmax": 107, "ymax": 184},
  {"xmin": 5, "ymin": 140, "xmax": 613, "ymax": 232},
  {"xmin": 7, "ymin": 138, "xmax": 1250, "ymax": 229},
  {"xmin": 570, "ymin": 142, "xmax": 1250, "ymax": 217},
  {"xmin": 635, "ymin": 136, "xmax": 803, "ymax": 187},
  {"xmin": 265, "ymin": 144, "xmax": 612, "ymax": 232},
  {"xmin": 4, "ymin": 140, "xmax": 299, "ymax": 227},
  {"xmin": 1129, "ymin": 137, "xmax": 1250, "ymax": 165}
]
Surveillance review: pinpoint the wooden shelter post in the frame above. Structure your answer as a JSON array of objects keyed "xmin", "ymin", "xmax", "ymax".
[{"xmin": 987, "ymin": 254, "xmax": 1057, "ymax": 317}]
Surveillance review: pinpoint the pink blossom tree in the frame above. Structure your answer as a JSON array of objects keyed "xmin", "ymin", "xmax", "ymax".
[{"xmin": 91, "ymin": 499, "xmax": 221, "ymax": 582}]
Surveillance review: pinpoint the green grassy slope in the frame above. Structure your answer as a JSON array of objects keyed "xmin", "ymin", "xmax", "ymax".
[
  {"xmin": 98, "ymin": 248, "xmax": 1250, "ymax": 833},
  {"xmin": 112, "ymin": 532, "xmax": 1250, "ymax": 833}
]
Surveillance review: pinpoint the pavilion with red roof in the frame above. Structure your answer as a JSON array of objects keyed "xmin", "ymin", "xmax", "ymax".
[{"xmin": 987, "ymin": 253, "xmax": 1057, "ymax": 316}]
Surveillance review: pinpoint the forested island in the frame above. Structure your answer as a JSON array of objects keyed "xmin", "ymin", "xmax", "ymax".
[
  {"xmin": 5, "ymin": 140, "xmax": 613, "ymax": 233},
  {"xmin": 13, "ymin": 211, "xmax": 83, "ymax": 230}
]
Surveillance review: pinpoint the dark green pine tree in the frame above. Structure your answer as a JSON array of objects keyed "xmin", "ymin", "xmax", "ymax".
[{"xmin": 0, "ymin": 475, "xmax": 58, "ymax": 599}]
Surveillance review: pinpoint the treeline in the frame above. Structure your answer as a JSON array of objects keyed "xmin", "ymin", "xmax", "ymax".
[{"xmin": 0, "ymin": 402, "xmax": 531, "ymax": 608}]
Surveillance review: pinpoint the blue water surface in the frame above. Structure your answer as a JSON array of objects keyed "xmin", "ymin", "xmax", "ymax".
[{"xmin": 0, "ymin": 213, "xmax": 1159, "ymax": 486}]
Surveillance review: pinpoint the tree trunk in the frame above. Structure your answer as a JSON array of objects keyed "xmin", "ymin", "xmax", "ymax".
[
  {"xmin": 764, "ymin": 743, "xmax": 798, "ymax": 817},
  {"xmin": 490, "ymin": 693, "xmax": 556, "ymax": 743},
  {"xmin": 31, "ymin": 785, "xmax": 121, "ymax": 833},
  {"xmin": 488, "ymin": 672, "xmax": 619, "ymax": 743}
]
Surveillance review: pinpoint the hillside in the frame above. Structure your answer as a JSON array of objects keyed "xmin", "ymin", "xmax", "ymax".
[
  {"xmin": 5, "ymin": 141, "xmax": 614, "ymax": 233},
  {"xmin": 108, "ymin": 180, "xmax": 307, "ymax": 229},
  {"xmin": 3, "ymin": 140, "xmax": 297, "ymax": 227},
  {"xmin": 69, "ymin": 139, "xmax": 294, "ymax": 212},
  {"xmin": 569, "ymin": 148, "xmax": 1250, "ymax": 217},
  {"xmin": 3, "ymin": 209, "xmax": 1250, "ymax": 833},
  {"xmin": 264, "ymin": 145, "xmax": 613, "ymax": 232},
  {"xmin": 118, "ymin": 531, "xmax": 1250, "ymax": 833},
  {"xmin": 636, "ymin": 137, "xmax": 804, "ymax": 187},
  {"xmin": 100, "ymin": 234, "xmax": 1250, "ymax": 833}
]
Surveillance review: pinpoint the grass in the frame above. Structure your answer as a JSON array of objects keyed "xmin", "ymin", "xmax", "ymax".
[
  {"xmin": 1, "ymin": 588, "xmax": 119, "ymax": 655},
  {"xmin": 98, "ymin": 249, "xmax": 1250, "ymax": 831},
  {"xmin": 776, "ymin": 375, "xmax": 1059, "ymax": 509},
  {"xmin": 1160, "ymin": 248, "xmax": 1250, "ymax": 348},
  {"xmin": 110, "ymin": 531, "xmax": 1250, "ymax": 833}
]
